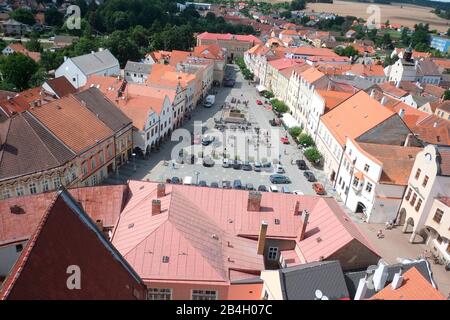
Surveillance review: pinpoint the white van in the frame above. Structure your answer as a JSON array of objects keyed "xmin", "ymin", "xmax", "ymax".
[{"xmin": 183, "ymin": 176, "xmax": 193, "ymax": 185}]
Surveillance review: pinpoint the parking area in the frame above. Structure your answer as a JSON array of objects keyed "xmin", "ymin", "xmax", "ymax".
[{"xmin": 116, "ymin": 64, "xmax": 324, "ymax": 195}]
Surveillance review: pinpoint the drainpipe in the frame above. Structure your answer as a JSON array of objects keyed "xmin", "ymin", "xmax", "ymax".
[{"xmin": 333, "ymin": 145, "xmax": 346, "ymax": 190}]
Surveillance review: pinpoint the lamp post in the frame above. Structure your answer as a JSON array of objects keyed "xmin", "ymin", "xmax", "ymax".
[
  {"xmin": 194, "ymin": 171, "xmax": 200, "ymax": 185},
  {"xmin": 132, "ymin": 153, "xmax": 136, "ymax": 172}
]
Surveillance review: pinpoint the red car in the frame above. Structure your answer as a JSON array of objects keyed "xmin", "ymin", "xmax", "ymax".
[
  {"xmin": 312, "ymin": 183, "xmax": 326, "ymax": 195},
  {"xmin": 280, "ymin": 136, "xmax": 289, "ymax": 144},
  {"xmin": 256, "ymin": 100, "xmax": 263, "ymax": 105}
]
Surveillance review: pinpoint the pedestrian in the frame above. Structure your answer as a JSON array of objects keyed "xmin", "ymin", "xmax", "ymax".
[{"xmin": 377, "ymin": 230, "xmax": 384, "ymax": 239}]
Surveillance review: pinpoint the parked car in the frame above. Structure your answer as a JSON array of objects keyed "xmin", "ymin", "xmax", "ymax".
[
  {"xmin": 222, "ymin": 180, "xmax": 232, "ymax": 189},
  {"xmin": 270, "ymin": 174, "xmax": 291, "ymax": 184},
  {"xmin": 256, "ymin": 99, "xmax": 263, "ymax": 105},
  {"xmin": 281, "ymin": 186, "xmax": 291, "ymax": 194},
  {"xmin": 276, "ymin": 164, "xmax": 285, "ymax": 174},
  {"xmin": 293, "ymin": 190, "xmax": 304, "ymax": 195},
  {"xmin": 198, "ymin": 180, "xmax": 208, "ymax": 187},
  {"xmin": 233, "ymin": 160, "xmax": 242, "ymax": 170},
  {"xmin": 258, "ymin": 185, "xmax": 268, "ymax": 192},
  {"xmin": 280, "ymin": 136, "xmax": 289, "ymax": 144},
  {"xmin": 246, "ymin": 183, "xmax": 255, "ymax": 190},
  {"xmin": 201, "ymin": 135, "xmax": 215, "ymax": 146},
  {"xmin": 210, "ymin": 182, "xmax": 219, "ymax": 188},
  {"xmin": 254, "ymin": 161, "xmax": 262, "ymax": 172},
  {"xmin": 269, "ymin": 185, "xmax": 279, "ymax": 192},
  {"xmin": 296, "ymin": 160, "xmax": 307, "ymax": 170},
  {"xmin": 242, "ymin": 161, "xmax": 252, "ymax": 171},
  {"xmin": 222, "ymin": 158, "xmax": 231, "ymax": 168},
  {"xmin": 224, "ymin": 79, "xmax": 236, "ymax": 87},
  {"xmin": 233, "ymin": 179, "xmax": 243, "ymax": 189},
  {"xmin": 262, "ymin": 161, "xmax": 272, "ymax": 169},
  {"xmin": 303, "ymin": 171, "xmax": 316, "ymax": 182},
  {"xmin": 312, "ymin": 182, "xmax": 326, "ymax": 195},
  {"xmin": 171, "ymin": 177, "xmax": 181, "ymax": 184},
  {"xmin": 203, "ymin": 156, "xmax": 215, "ymax": 167}
]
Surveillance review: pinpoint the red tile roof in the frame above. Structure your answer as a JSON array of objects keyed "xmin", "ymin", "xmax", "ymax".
[
  {"xmin": 197, "ymin": 32, "xmax": 262, "ymax": 44},
  {"xmin": 370, "ymin": 267, "xmax": 445, "ymax": 300},
  {"xmin": 348, "ymin": 64, "xmax": 385, "ymax": 77},
  {"xmin": 0, "ymin": 185, "xmax": 128, "ymax": 246},
  {"xmin": 316, "ymin": 90, "xmax": 353, "ymax": 113},
  {"xmin": 44, "ymin": 76, "xmax": 76, "ymax": 98},
  {"xmin": 0, "ymin": 190, "xmax": 146, "ymax": 300},
  {"xmin": 268, "ymin": 58, "xmax": 304, "ymax": 71}
]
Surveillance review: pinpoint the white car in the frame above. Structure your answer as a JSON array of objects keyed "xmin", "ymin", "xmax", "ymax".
[
  {"xmin": 222, "ymin": 158, "xmax": 231, "ymax": 168},
  {"xmin": 269, "ymin": 185, "xmax": 279, "ymax": 193},
  {"xmin": 293, "ymin": 190, "xmax": 304, "ymax": 195},
  {"xmin": 254, "ymin": 161, "xmax": 262, "ymax": 172},
  {"xmin": 276, "ymin": 164, "xmax": 285, "ymax": 174}
]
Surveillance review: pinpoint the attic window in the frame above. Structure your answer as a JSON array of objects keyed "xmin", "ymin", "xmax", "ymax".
[
  {"xmin": 10, "ymin": 205, "xmax": 25, "ymax": 214},
  {"xmin": 162, "ymin": 256, "xmax": 170, "ymax": 263},
  {"xmin": 274, "ymin": 218, "xmax": 280, "ymax": 225},
  {"xmin": 212, "ymin": 234, "xmax": 219, "ymax": 240},
  {"xmin": 316, "ymin": 237, "xmax": 322, "ymax": 243},
  {"xmin": 128, "ymin": 223, "xmax": 134, "ymax": 229},
  {"xmin": 140, "ymin": 185, "xmax": 145, "ymax": 190}
]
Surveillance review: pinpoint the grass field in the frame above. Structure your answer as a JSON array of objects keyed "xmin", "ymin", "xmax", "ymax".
[{"xmin": 305, "ymin": 1, "xmax": 450, "ymax": 32}]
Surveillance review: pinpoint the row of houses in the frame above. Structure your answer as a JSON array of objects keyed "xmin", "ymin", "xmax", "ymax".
[{"xmin": 244, "ymin": 41, "xmax": 450, "ymax": 262}]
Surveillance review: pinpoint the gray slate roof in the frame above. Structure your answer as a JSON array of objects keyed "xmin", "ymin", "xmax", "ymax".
[
  {"xmin": 344, "ymin": 260, "xmax": 434, "ymax": 299},
  {"xmin": 70, "ymin": 49, "xmax": 119, "ymax": 76},
  {"xmin": 124, "ymin": 61, "xmax": 152, "ymax": 74},
  {"xmin": 74, "ymin": 87, "xmax": 131, "ymax": 132},
  {"xmin": 0, "ymin": 112, "xmax": 75, "ymax": 180},
  {"xmin": 279, "ymin": 261, "xmax": 350, "ymax": 300}
]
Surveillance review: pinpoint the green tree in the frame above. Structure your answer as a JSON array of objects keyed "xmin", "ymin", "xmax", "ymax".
[
  {"xmin": 0, "ymin": 54, "xmax": 39, "ymax": 90},
  {"xmin": 304, "ymin": 147, "xmax": 322, "ymax": 163},
  {"xmin": 411, "ymin": 23, "xmax": 430, "ymax": 49},
  {"xmin": 45, "ymin": 7, "xmax": 64, "ymax": 27},
  {"xmin": 291, "ymin": 0, "xmax": 306, "ymax": 11},
  {"xmin": 40, "ymin": 50, "xmax": 64, "ymax": 71},
  {"xmin": 270, "ymin": 99, "xmax": 288, "ymax": 113},
  {"xmin": 443, "ymin": 89, "xmax": 450, "ymax": 100},
  {"xmin": 25, "ymin": 36, "xmax": 41, "ymax": 52},
  {"xmin": 102, "ymin": 31, "xmax": 141, "ymax": 67},
  {"xmin": 297, "ymin": 133, "xmax": 315, "ymax": 147},
  {"xmin": 29, "ymin": 67, "xmax": 49, "ymax": 88},
  {"xmin": 10, "ymin": 8, "xmax": 35, "ymax": 26},
  {"xmin": 288, "ymin": 126, "xmax": 302, "ymax": 138}
]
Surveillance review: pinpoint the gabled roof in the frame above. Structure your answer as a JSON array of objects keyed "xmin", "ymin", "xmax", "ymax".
[
  {"xmin": 193, "ymin": 44, "xmax": 226, "ymax": 60},
  {"xmin": 348, "ymin": 64, "xmax": 385, "ymax": 77},
  {"xmin": 69, "ymin": 49, "xmax": 119, "ymax": 76},
  {"xmin": 416, "ymin": 59, "xmax": 441, "ymax": 77},
  {"xmin": 113, "ymin": 95, "xmax": 166, "ymax": 130},
  {"xmin": 82, "ymin": 75, "xmax": 125, "ymax": 101},
  {"xmin": 0, "ymin": 189, "xmax": 145, "ymax": 300},
  {"xmin": 268, "ymin": 58, "xmax": 304, "ymax": 71},
  {"xmin": 279, "ymin": 261, "xmax": 349, "ymax": 300},
  {"xmin": 197, "ymin": 32, "xmax": 262, "ymax": 44},
  {"xmin": 370, "ymin": 267, "xmax": 445, "ymax": 300},
  {"xmin": 0, "ymin": 185, "xmax": 128, "ymax": 246},
  {"xmin": 0, "ymin": 112, "xmax": 75, "ymax": 181},
  {"xmin": 44, "ymin": 76, "xmax": 76, "ymax": 98},
  {"xmin": 378, "ymin": 82, "xmax": 408, "ymax": 99},
  {"xmin": 74, "ymin": 87, "xmax": 132, "ymax": 132},
  {"xmin": 414, "ymin": 115, "xmax": 450, "ymax": 146},
  {"xmin": 436, "ymin": 101, "xmax": 450, "ymax": 113},
  {"xmin": 316, "ymin": 90, "xmax": 353, "ymax": 113},
  {"xmin": 320, "ymin": 90, "xmax": 395, "ymax": 146},
  {"xmin": 29, "ymin": 95, "xmax": 114, "ymax": 154}
]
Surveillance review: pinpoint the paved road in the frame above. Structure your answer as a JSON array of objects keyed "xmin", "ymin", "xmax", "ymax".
[
  {"xmin": 1, "ymin": 36, "xmax": 54, "ymax": 44},
  {"xmin": 106, "ymin": 65, "xmax": 322, "ymax": 195}
]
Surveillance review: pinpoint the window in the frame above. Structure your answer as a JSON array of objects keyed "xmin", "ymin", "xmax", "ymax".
[
  {"xmin": 364, "ymin": 164, "xmax": 370, "ymax": 172},
  {"xmin": 405, "ymin": 188, "xmax": 412, "ymax": 201},
  {"xmin": 263, "ymin": 291, "xmax": 269, "ymax": 300},
  {"xmin": 2, "ymin": 188, "xmax": 11, "ymax": 199},
  {"xmin": 42, "ymin": 180, "xmax": 49, "ymax": 192},
  {"xmin": 268, "ymin": 247, "xmax": 279, "ymax": 260},
  {"xmin": 415, "ymin": 199, "xmax": 422, "ymax": 212},
  {"xmin": 191, "ymin": 290, "xmax": 217, "ymax": 300},
  {"xmin": 91, "ymin": 157, "xmax": 96, "ymax": 170},
  {"xmin": 422, "ymin": 175, "xmax": 429, "ymax": 187},
  {"xmin": 53, "ymin": 176, "xmax": 61, "ymax": 189},
  {"xmin": 99, "ymin": 152, "xmax": 104, "ymax": 164},
  {"xmin": 82, "ymin": 162, "xmax": 88, "ymax": 175},
  {"xmin": 415, "ymin": 168, "xmax": 421, "ymax": 179},
  {"xmin": 29, "ymin": 182, "xmax": 37, "ymax": 194},
  {"xmin": 15, "ymin": 244, "xmax": 23, "ymax": 253},
  {"xmin": 433, "ymin": 209, "xmax": 444, "ymax": 224},
  {"xmin": 365, "ymin": 182, "xmax": 373, "ymax": 193},
  {"xmin": 107, "ymin": 144, "xmax": 113, "ymax": 158},
  {"xmin": 353, "ymin": 177, "xmax": 360, "ymax": 187},
  {"xmin": 92, "ymin": 175, "xmax": 97, "ymax": 185},
  {"xmin": 15, "ymin": 186, "xmax": 24, "ymax": 197},
  {"xmin": 147, "ymin": 131, "xmax": 150, "ymax": 140},
  {"xmin": 148, "ymin": 288, "xmax": 172, "ymax": 300},
  {"xmin": 410, "ymin": 193, "xmax": 417, "ymax": 206}
]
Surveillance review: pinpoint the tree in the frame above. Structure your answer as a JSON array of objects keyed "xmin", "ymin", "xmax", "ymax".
[
  {"xmin": 291, "ymin": 0, "xmax": 306, "ymax": 11},
  {"xmin": 10, "ymin": 8, "xmax": 35, "ymax": 26},
  {"xmin": 443, "ymin": 89, "xmax": 450, "ymax": 100},
  {"xmin": 288, "ymin": 126, "xmax": 302, "ymax": 138},
  {"xmin": 45, "ymin": 7, "xmax": 64, "ymax": 27},
  {"xmin": 25, "ymin": 36, "xmax": 41, "ymax": 52},
  {"xmin": 335, "ymin": 45, "xmax": 359, "ymax": 58},
  {"xmin": 280, "ymin": 11, "xmax": 292, "ymax": 19},
  {"xmin": 411, "ymin": 23, "xmax": 430, "ymax": 49},
  {"xmin": 102, "ymin": 31, "xmax": 141, "ymax": 67},
  {"xmin": 40, "ymin": 50, "xmax": 64, "ymax": 71},
  {"xmin": 0, "ymin": 39, "xmax": 7, "ymax": 52},
  {"xmin": 297, "ymin": 133, "xmax": 315, "ymax": 147},
  {"xmin": 304, "ymin": 147, "xmax": 322, "ymax": 163},
  {"xmin": 270, "ymin": 99, "xmax": 288, "ymax": 113},
  {"xmin": 0, "ymin": 54, "xmax": 39, "ymax": 90},
  {"xmin": 400, "ymin": 27, "xmax": 410, "ymax": 46}
]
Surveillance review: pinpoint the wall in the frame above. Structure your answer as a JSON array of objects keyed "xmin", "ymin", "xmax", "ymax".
[
  {"xmin": 327, "ymin": 239, "xmax": 380, "ymax": 271},
  {"xmin": 55, "ymin": 59, "xmax": 86, "ymax": 89},
  {"xmin": 146, "ymin": 281, "xmax": 229, "ymax": 300},
  {"xmin": 260, "ymin": 270, "xmax": 283, "ymax": 300},
  {"xmin": 227, "ymin": 283, "xmax": 263, "ymax": 300}
]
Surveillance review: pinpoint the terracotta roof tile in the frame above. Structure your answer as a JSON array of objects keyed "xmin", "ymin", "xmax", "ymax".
[
  {"xmin": 44, "ymin": 76, "xmax": 76, "ymax": 98},
  {"xmin": 316, "ymin": 90, "xmax": 353, "ymax": 112}
]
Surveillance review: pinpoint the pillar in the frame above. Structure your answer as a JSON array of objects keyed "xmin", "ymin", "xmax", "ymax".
[{"xmin": 409, "ymin": 232, "xmax": 417, "ymax": 243}]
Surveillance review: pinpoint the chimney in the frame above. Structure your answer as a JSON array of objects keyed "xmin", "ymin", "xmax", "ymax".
[
  {"xmin": 433, "ymin": 121, "xmax": 438, "ymax": 128},
  {"xmin": 247, "ymin": 191, "xmax": 262, "ymax": 211},
  {"xmin": 391, "ymin": 269, "xmax": 404, "ymax": 290},
  {"xmin": 354, "ymin": 275, "xmax": 369, "ymax": 300},
  {"xmin": 403, "ymin": 133, "xmax": 415, "ymax": 147},
  {"xmin": 95, "ymin": 219, "xmax": 103, "ymax": 232},
  {"xmin": 157, "ymin": 183, "xmax": 166, "ymax": 198},
  {"xmin": 380, "ymin": 96, "xmax": 387, "ymax": 105},
  {"xmin": 372, "ymin": 260, "xmax": 389, "ymax": 291},
  {"xmin": 257, "ymin": 220, "xmax": 268, "ymax": 255},
  {"xmin": 370, "ymin": 89, "xmax": 375, "ymax": 98},
  {"xmin": 64, "ymin": 56, "xmax": 67, "ymax": 62},
  {"xmin": 294, "ymin": 201, "xmax": 300, "ymax": 215},
  {"xmin": 152, "ymin": 199, "xmax": 161, "ymax": 215},
  {"xmin": 398, "ymin": 108, "xmax": 405, "ymax": 119},
  {"xmin": 299, "ymin": 210, "xmax": 309, "ymax": 241}
]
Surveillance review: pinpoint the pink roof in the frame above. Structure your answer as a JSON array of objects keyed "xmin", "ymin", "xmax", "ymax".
[
  {"xmin": 287, "ymin": 47, "xmax": 339, "ymax": 57},
  {"xmin": 268, "ymin": 58, "xmax": 304, "ymax": 71},
  {"xmin": 111, "ymin": 181, "xmax": 379, "ymax": 282},
  {"xmin": 197, "ymin": 32, "xmax": 262, "ymax": 44}
]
